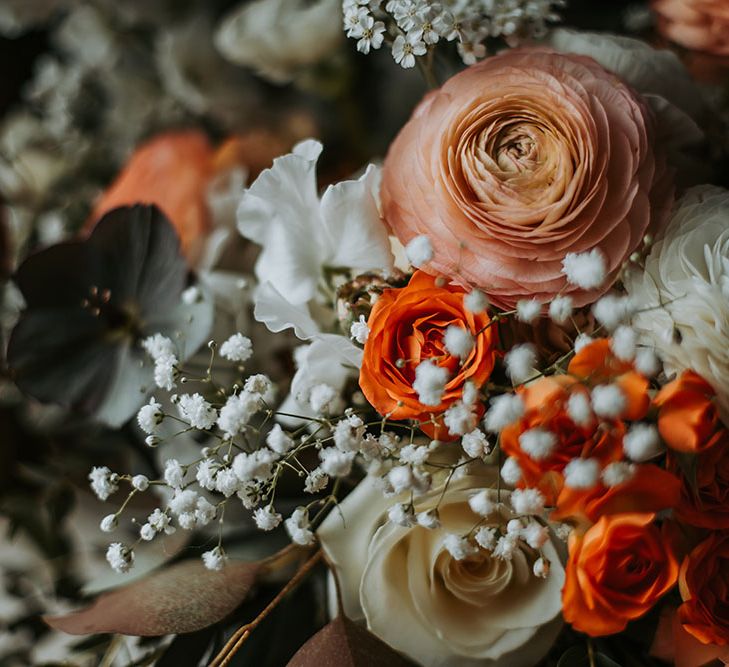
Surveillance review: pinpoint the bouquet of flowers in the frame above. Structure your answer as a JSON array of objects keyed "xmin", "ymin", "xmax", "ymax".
[{"xmin": 2, "ymin": 0, "xmax": 729, "ymax": 665}]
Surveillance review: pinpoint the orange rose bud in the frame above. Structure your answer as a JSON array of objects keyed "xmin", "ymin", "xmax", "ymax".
[
  {"xmin": 359, "ymin": 271, "xmax": 497, "ymax": 438},
  {"xmin": 563, "ymin": 513, "xmax": 679, "ymax": 636},
  {"xmin": 91, "ymin": 130, "xmax": 215, "ymax": 259},
  {"xmin": 679, "ymin": 532, "xmax": 729, "ymax": 646},
  {"xmin": 670, "ymin": 426, "xmax": 729, "ymax": 529},
  {"xmin": 655, "ymin": 370, "xmax": 721, "ymax": 453}
]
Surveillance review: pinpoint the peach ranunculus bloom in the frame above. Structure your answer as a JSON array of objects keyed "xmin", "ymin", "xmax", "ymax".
[
  {"xmin": 381, "ymin": 48, "xmax": 673, "ymax": 309},
  {"xmin": 563, "ymin": 513, "xmax": 679, "ymax": 636},
  {"xmin": 653, "ymin": 0, "xmax": 729, "ymax": 57}
]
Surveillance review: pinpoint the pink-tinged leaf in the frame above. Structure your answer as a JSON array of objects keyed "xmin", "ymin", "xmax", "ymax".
[
  {"xmin": 45, "ymin": 559, "xmax": 260, "ymax": 637},
  {"xmin": 287, "ymin": 616, "xmax": 415, "ymax": 667}
]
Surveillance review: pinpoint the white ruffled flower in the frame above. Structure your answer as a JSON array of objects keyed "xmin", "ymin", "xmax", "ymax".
[
  {"xmin": 177, "ymin": 393, "xmax": 217, "ymax": 430},
  {"xmin": 89, "ymin": 466, "xmax": 118, "ymax": 501},
  {"xmin": 218, "ymin": 391, "xmax": 260, "ymax": 437},
  {"xmin": 136, "ymin": 398, "xmax": 163, "ymax": 434},
  {"xmin": 202, "ymin": 546, "xmax": 227, "ymax": 571},
  {"xmin": 625, "ymin": 186, "xmax": 729, "ymax": 421},
  {"xmin": 254, "ymin": 505, "xmax": 282, "ymax": 531}
]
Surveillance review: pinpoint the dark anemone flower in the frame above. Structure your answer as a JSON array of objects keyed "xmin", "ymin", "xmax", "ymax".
[{"xmin": 7, "ymin": 205, "xmax": 213, "ymax": 426}]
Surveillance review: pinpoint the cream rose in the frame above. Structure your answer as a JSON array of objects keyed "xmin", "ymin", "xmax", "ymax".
[
  {"xmin": 214, "ymin": 0, "xmax": 342, "ymax": 84},
  {"xmin": 625, "ymin": 186, "xmax": 729, "ymax": 423},
  {"xmin": 318, "ymin": 476, "xmax": 565, "ymax": 667}
]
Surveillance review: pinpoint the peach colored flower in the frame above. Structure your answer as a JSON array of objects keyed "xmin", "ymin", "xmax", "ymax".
[
  {"xmin": 381, "ymin": 48, "xmax": 673, "ymax": 309},
  {"xmin": 653, "ymin": 0, "xmax": 729, "ymax": 57}
]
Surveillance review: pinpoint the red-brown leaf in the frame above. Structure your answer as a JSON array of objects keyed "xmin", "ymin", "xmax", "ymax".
[
  {"xmin": 287, "ymin": 616, "xmax": 416, "ymax": 667},
  {"xmin": 45, "ymin": 558, "xmax": 260, "ymax": 637}
]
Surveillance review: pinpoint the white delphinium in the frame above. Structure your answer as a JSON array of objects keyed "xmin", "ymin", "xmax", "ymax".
[
  {"xmin": 611, "ymin": 325, "xmax": 637, "ymax": 362},
  {"xmin": 468, "ymin": 490, "xmax": 496, "ymax": 517},
  {"xmin": 505, "ymin": 343, "xmax": 537, "ymax": 384},
  {"xmin": 106, "ymin": 543, "xmax": 134, "ymax": 573},
  {"xmin": 574, "ymin": 333, "xmax": 594, "ymax": 353},
  {"xmin": 475, "ymin": 526, "xmax": 498, "ymax": 550},
  {"xmin": 593, "ymin": 294, "xmax": 634, "ymax": 331},
  {"xmin": 549, "ymin": 295, "xmax": 573, "ymax": 324},
  {"xmin": 563, "ymin": 458, "xmax": 600, "ymax": 489},
  {"xmin": 89, "ymin": 466, "xmax": 118, "ymax": 501},
  {"xmin": 350, "ymin": 314, "xmax": 370, "ymax": 344},
  {"xmin": 443, "ymin": 400, "xmax": 476, "ymax": 436},
  {"xmin": 413, "ymin": 359, "xmax": 448, "ymax": 406},
  {"xmin": 232, "ymin": 449, "xmax": 277, "ymax": 483},
  {"xmin": 131, "ymin": 474, "xmax": 149, "ymax": 492},
  {"xmin": 416, "ymin": 508, "xmax": 441, "ymax": 529},
  {"xmin": 602, "ymin": 461, "xmax": 636, "ymax": 487},
  {"xmin": 100, "ymin": 514, "xmax": 117, "ymax": 533},
  {"xmin": 309, "ymin": 383, "xmax": 343, "ymax": 415},
  {"xmin": 163, "ymin": 459, "xmax": 186, "ymax": 489},
  {"xmin": 319, "ymin": 447, "xmax": 356, "ymax": 478},
  {"xmin": 266, "ymin": 424, "xmax": 295, "ymax": 455},
  {"xmin": 388, "ymin": 502, "xmax": 415, "ymax": 527},
  {"xmin": 464, "ymin": 289, "xmax": 488, "ymax": 313},
  {"xmin": 562, "ymin": 249, "xmax": 607, "ymax": 289},
  {"xmin": 510, "ymin": 488, "xmax": 545, "ymax": 515},
  {"xmin": 304, "ymin": 469, "xmax": 329, "ymax": 493},
  {"xmin": 333, "ymin": 413, "xmax": 366, "ymax": 452},
  {"xmin": 137, "ymin": 398, "xmax": 163, "ymax": 434},
  {"xmin": 219, "ymin": 333, "xmax": 253, "ymax": 362},
  {"xmin": 254, "ymin": 505, "xmax": 282, "ymax": 531},
  {"xmin": 484, "ymin": 393, "xmax": 524, "ymax": 433},
  {"xmin": 444, "ymin": 325, "xmax": 474, "ymax": 359},
  {"xmin": 501, "ymin": 457, "xmax": 522, "ymax": 485},
  {"xmin": 566, "ymin": 391, "xmax": 593, "ymax": 427},
  {"xmin": 443, "ymin": 533, "xmax": 478, "ymax": 560},
  {"xmin": 623, "ymin": 423, "xmax": 662, "ymax": 462},
  {"xmin": 519, "ymin": 428, "xmax": 557, "ymax": 461},
  {"xmin": 405, "ymin": 234, "xmax": 433, "ymax": 266},
  {"xmin": 202, "ymin": 547, "xmax": 227, "ymax": 571},
  {"xmin": 218, "ymin": 391, "xmax": 260, "ymax": 437},
  {"xmin": 285, "ymin": 507, "xmax": 315, "ymax": 545},
  {"xmin": 591, "ymin": 384, "xmax": 626, "ymax": 419},
  {"xmin": 516, "ymin": 299, "xmax": 541, "ymax": 323},
  {"xmin": 177, "ymin": 393, "xmax": 217, "ymax": 430},
  {"xmin": 392, "ymin": 32, "xmax": 427, "ymax": 68},
  {"xmin": 461, "ymin": 428, "xmax": 490, "ymax": 458}
]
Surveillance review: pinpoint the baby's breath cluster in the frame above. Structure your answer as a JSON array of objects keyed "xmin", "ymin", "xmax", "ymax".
[{"xmin": 342, "ymin": 0, "xmax": 565, "ymax": 68}]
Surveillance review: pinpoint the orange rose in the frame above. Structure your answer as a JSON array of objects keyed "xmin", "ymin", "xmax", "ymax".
[
  {"xmin": 359, "ymin": 271, "xmax": 497, "ymax": 437},
  {"xmin": 679, "ymin": 532, "xmax": 729, "ymax": 645},
  {"xmin": 653, "ymin": 0, "xmax": 729, "ymax": 57},
  {"xmin": 381, "ymin": 48, "xmax": 672, "ymax": 309},
  {"xmin": 501, "ymin": 376, "xmax": 623, "ymax": 502},
  {"xmin": 669, "ymin": 427, "xmax": 729, "ymax": 529},
  {"xmin": 563, "ymin": 513, "xmax": 679, "ymax": 636},
  {"xmin": 654, "ymin": 370, "xmax": 722, "ymax": 453},
  {"xmin": 552, "ymin": 464, "xmax": 681, "ymax": 524}
]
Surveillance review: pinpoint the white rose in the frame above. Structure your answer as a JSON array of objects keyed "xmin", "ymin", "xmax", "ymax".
[
  {"xmin": 318, "ymin": 475, "xmax": 565, "ymax": 667},
  {"xmin": 214, "ymin": 0, "xmax": 342, "ymax": 84},
  {"xmin": 625, "ymin": 185, "xmax": 729, "ymax": 422}
]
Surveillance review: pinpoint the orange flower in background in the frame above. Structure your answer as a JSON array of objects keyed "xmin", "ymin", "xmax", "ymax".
[
  {"xmin": 568, "ymin": 339, "xmax": 650, "ymax": 421},
  {"xmin": 359, "ymin": 271, "xmax": 497, "ymax": 437},
  {"xmin": 501, "ymin": 376, "xmax": 623, "ymax": 502},
  {"xmin": 552, "ymin": 464, "xmax": 681, "ymax": 524},
  {"xmin": 655, "ymin": 370, "xmax": 721, "ymax": 453},
  {"xmin": 91, "ymin": 131, "xmax": 215, "ymax": 258},
  {"xmin": 679, "ymin": 532, "xmax": 729, "ymax": 646},
  {"xmin": 563, "ymin": 513, "xmax": 679, "ymax": 636},
  {"xmin": 381, "ymin": 48, "xmax": 672, "ymax": 309},
  {"xmin": 670, "ymin": 427, "xmax": 729, "ymax": 529},
  {"xmin": 653, "ymin": 0, "xmax": 729, "ymax": 57}
]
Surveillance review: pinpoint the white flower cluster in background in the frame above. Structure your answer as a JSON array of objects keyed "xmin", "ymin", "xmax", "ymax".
[{"xmin": 342, "ymin": 0, "xmax": 565, "ymax": 67}]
